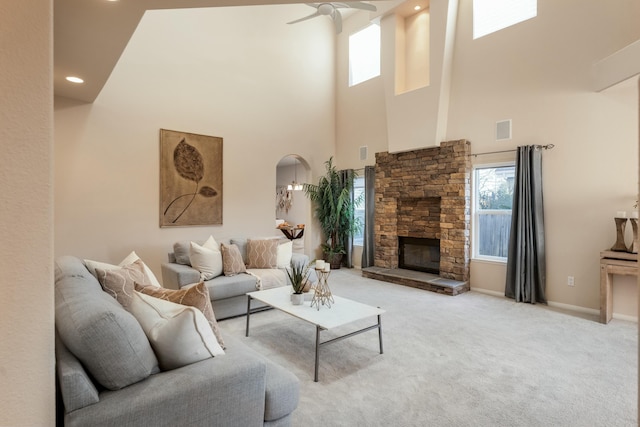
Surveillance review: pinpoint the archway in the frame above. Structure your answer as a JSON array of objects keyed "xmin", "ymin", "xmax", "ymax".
[{"xmin": 275, "ymin": 155, "xmax": 311, "ymax": 255}]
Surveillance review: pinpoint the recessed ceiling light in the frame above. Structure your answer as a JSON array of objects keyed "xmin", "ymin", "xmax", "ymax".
[
  {"xmin": 66, "ymin": 76, "xmax": 84, "ymax": 84},
  {"xmin": 414, "ymin": 5, "xmax": 422, "ymax": 11}
]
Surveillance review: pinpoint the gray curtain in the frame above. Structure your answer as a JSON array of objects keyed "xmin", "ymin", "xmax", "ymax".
[
  {"xmin": 339, "ymin": 169, "xmax": 355, "ymax": 268},
  {"xmin": 361, "ymin": 166, "xmax": 375, "ymax": 268},
  {"xmin": 505, "ymin": 145, "xmax": 547, "ymax": 304}
]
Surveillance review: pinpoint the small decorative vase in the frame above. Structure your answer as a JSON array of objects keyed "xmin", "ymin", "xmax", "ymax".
[
  {"xmin": 610, "ymin": 217, "xmax": 629, "ymax": 252},
  {"xmin": 291, "ymin": 293, "xmax": 304, "ymax": 305}
]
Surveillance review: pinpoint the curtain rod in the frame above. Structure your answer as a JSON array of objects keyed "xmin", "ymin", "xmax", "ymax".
[{"xmin": 471, "ymin": 144, "xmax": 555, "ymax": 158}]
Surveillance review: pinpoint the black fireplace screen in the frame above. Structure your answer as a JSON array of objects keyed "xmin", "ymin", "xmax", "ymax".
[{"xmin": 398, "ymin": 236, "xmax": 440, "ymax": 274}]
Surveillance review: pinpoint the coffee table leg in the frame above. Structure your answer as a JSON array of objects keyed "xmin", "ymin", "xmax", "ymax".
[
  {"xmin": 245, "ymin": 295, "xmax": 252, "ymax": 337},
  {"xmin": 378, "ymin": 314, "xmax": 384, "ymax": 354},
  {"xmin": 314, "ymin": 325, "xmax": 321, "ymax": 382}
]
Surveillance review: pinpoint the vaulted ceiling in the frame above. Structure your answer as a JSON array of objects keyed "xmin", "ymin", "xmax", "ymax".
[{"xmin": 54, "ymin": 0, "xmax": 388, "ymax": 103}]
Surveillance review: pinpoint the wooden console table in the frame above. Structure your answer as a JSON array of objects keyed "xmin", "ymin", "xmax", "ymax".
[{"xmin": 600, "ymin": 250, "xmax": 638, "ymax": 324}]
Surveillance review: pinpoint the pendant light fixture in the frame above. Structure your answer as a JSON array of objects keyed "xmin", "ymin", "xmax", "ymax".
[{"xmin": 287, "ymin": 157, "xmax": 303, "ymax": 191}]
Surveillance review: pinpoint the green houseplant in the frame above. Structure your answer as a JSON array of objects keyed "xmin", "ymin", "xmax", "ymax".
[
  {"xmin": 303, "ymin": 157, "xmax": 363, "ymax": 269},
  {"xmin": 286, "ymin": 261, "xmax": 311, "ymax": 305}
]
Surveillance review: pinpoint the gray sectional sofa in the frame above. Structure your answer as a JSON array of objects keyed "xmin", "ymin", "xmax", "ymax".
[
  {"xmin": 161, "ymin": 238, "xmax": 315, "ymax": 320},
  {"xmin": 55, "ymin": 255, "xmax": 299, "ymax": 426}
]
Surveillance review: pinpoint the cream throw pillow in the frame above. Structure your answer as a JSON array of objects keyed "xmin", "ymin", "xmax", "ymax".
[
  {"xmin": 129, "ymin": 292, "xmax": 224, "ymax": 371},
  {"xmin": 246, "ymin": 239, "xmax": 279, "ymax": 269},
  {"xmin": 135, "ymin": 281, "xmax": 225, "ymax": 349},
  {"xmin": 276, "ymin": 240, "xmax": 293, "ymax": 269},
  {"xmin": 189, "ymin": 236, "xmax": 223, "ymax": 280}
]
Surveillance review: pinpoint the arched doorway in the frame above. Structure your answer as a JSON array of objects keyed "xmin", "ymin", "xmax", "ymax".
[{"xmin": 275, "ymin": 155, "xmax": 311, "ymax": 255}]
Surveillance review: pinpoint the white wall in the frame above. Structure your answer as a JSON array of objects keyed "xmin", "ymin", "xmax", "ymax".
[
  {"xmin": 55, "ymin": 5, "xmax": 335, "ymax": 278},
  {"xmin": 0, "ymin": 1, "xmax": 55, "ymax": 425},
  {"xmin": 336, "ymin": 0, "xmax": 639, "ymax": 317}
]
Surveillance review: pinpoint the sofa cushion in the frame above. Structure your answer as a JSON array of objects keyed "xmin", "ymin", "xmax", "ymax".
[
  {"xmin": 221, "ymin": 243, "xmax": 247, "ymax": 276},
  {"xmin": 136, "ymin": 281, "xmax": 225, "ymax": 348},
  {"xmin": 95, "ymin": 259, "xmax": 151, "ymax": 309},
  {"xmin": 229, "ymin": 238, "xmax": 248, "ymax": 262},
  {"xmin": 129, "ymin": 292, "xmax": 225, "ymax": 371},
  {"xmin": 189, "ymin": 236, "xmax": 223, "ymax": 280},
  {"xmin": 55, "ymin": 256, "xmax": 159, "ymax": 391},
  {"xmin": 246, "ymin": 239, "xmax": 279, "ymax": 269},
  {"xmin": 55, "ymin": 333, "xmax": 99, "ymax": 412},
  {"xmin": 204, "ymin": 274, "xmax": 258, "ymax": 300}
]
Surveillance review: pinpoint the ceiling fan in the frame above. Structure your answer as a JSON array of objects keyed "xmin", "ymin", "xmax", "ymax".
[{"xmin": 287, "ymin": 2, "xmax": 377, "ymax": 34}]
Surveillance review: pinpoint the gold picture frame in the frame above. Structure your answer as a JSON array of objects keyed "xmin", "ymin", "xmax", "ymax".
[{"xmin": 160, "ymin": 129, "xmax": 223, "ymax": 227}]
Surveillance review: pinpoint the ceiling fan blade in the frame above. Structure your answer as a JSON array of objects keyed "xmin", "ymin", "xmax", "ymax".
[
  {"xmin": 287, "ymin": 11, "xmax": 321, "ymax": 25},
  {"xmin": 334, "ymin": 2, "xmax": 377, "ymax": 12},
  {"xmin": 332, "ymin": 9, "xmax": 343, "ymax": 34}
]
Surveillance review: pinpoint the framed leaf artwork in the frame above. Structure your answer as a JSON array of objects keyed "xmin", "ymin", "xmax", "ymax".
[{"xmin": 160, "ymin": 129, "xmax": 223, "ymax": 227}]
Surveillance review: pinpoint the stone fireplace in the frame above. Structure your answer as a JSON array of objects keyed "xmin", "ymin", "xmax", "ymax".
[{"xmin": 362, "ymin": 140, "xmax": 471, "ymax": 295}]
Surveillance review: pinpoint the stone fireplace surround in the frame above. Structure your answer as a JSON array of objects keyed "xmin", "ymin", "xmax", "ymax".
[{"xmin": 362, "ymin": 140, "xmax": 471, "ymax": 295}]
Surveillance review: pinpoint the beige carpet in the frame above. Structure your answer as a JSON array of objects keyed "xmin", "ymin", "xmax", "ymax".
[{"xmin": 220, "ymin": 269, "xmax": 637, "ymax": 427}]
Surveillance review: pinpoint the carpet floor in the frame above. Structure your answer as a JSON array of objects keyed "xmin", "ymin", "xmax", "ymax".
[{"xmin": 220, "ymin": 269, "xmax": 637, "ymax": 427}]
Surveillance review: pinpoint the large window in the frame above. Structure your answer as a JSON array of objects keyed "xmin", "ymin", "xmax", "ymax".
[
  {"xmin": 349, "ymin": 24, "xmax": 381, "ymax": 87},
  {"xmin": 473, "ymin": 0, "xmax": 537, "ymax": 40},
  {"xmin": 473, "ymin": 164, "xmax": 515, "ymax": 260},
  {"xmin": 353, "ymin": 176, "xmax": 365, "ymax": 246}
]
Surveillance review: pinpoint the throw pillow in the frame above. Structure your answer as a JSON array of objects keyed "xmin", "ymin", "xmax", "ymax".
[
  {"xmin": 189, "ymin": 236, "xmax": 223, "ymax": 280},
  {"xmin": 276, "ymin": 240, "xmax": 293, "ymax": 269},
  {"xmin": 95, "ymin": 259, "xmax": 152, "ymax": 309},
  {"xmin": 221, "ymin": 243, "xmax": 247, "ymax": 276},
  {"xmin": 246, "ymin": 239, "xmax": 279, "ymax": 269},
  {"xmin": 172, "ymin": 241, "xmax": 191, "ymax": 265},
  {"xmin": 85, "ymin": 251, "xmax": 161, "ymax": 288},
  {"xmin": 129, "ymin": 292, "xmax": 225, "ymax": 371},
  {"xmin": 135, "ymin": 281, "xmax": 225, "ymax": 349}
]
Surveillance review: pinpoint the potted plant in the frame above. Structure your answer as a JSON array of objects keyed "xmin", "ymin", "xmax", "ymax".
[
  {"xmin": 286, "ymin": 261, "xmax": 311, "ymax": 305},
  {"xmin": 303, "ymin": 157, "xmax": 363, "ymax": 269}
]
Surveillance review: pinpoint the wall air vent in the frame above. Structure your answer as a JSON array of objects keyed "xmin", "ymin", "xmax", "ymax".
[
  {"xmin": 359, "ymin": 146, "xmax": 368, "ymax": 161},
  {"xmin": 496, "ymin": 119, "xmax": 512, "ymax": 141}
]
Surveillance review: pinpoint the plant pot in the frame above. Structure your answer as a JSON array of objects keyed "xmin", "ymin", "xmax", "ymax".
[
  {"xmin": 324, "ymin": 253, "xmax": 343, "ymax": 269},
  {"xmin": 291, "ymin": 293, "xmax": 305, "ymax": 305}
]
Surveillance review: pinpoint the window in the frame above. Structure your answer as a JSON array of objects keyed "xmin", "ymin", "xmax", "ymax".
[
  {"xmin": 473, "ymin": 164, "xmax": 515, "ymax": 260},
  {"xmin": 349, "ymin": 24, "xmax": 381, "ymax": 87},
  {"xmin": 473, "ymin": 0, "xmax": 537, "ymax": 40},
  {"xmin": 353, "ymin": 176, "xmax": 365, "ymax": 246}
]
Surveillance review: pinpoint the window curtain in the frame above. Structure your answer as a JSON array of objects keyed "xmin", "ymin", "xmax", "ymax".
[
  {"xmin": 339, "ymin": 168, "xmax": 356, "ymax": 268},
  {"xmin": 505, "ymin": 145, "xmax": 547, "ymax": 304},
  {"xmin": 361, "ymin": 166, "xmax": 376, "ymax": 268}
]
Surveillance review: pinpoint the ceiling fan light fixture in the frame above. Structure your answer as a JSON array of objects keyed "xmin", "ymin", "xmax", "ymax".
[{"xmin": 287, "ymin": 2, "xmax": 377, "ymax": 34}]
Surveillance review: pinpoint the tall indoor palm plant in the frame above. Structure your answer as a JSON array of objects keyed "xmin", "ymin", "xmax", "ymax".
[{"xmin": 303, "ymin": 157, "xmax": 362, "ymax": 268}]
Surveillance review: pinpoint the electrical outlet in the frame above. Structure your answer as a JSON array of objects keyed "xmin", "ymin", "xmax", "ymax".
[{"xmin": 568, "ymin": 276, "xmax": 575, "ymax": 287}]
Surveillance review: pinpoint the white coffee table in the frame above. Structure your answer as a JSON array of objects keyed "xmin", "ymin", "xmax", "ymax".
[{"xmin": 245, "ymin": 286, "xmax": 385, "ymax": 382}]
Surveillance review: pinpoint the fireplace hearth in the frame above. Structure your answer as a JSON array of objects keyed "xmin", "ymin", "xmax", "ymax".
[{"xmin": 398, "ymin": 237, "xmax": 440, "ymax": 274}]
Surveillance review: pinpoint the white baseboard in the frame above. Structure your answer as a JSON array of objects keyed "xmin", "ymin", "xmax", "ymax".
[{"xmin": 470, "ymin": 287, "xmax": 638, "ymax": 323}]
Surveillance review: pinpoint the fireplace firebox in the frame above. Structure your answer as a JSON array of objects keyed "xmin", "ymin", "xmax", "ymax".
[{"xmin": 398, "ymin": 237, "xmax": 440, "ymax": 274}]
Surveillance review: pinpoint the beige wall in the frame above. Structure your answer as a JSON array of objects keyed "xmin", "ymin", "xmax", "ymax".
[
  {"xmin": 336, "ymin": 0, "xmax": 639, "ymax": 318},
  {"xmin": 0, "ymin": 1, "xmax": 55, "ymax": 425},
  {"xmin": 54, "ymin": 5, "xmax": 335, "ymax": 276}
]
